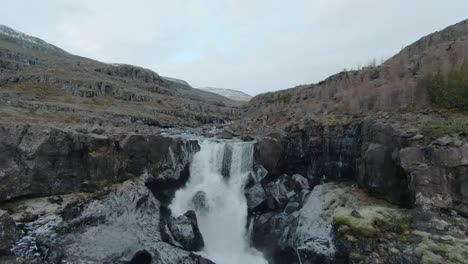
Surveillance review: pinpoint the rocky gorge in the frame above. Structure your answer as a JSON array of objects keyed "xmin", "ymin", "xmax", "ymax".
[{"xmin": 0, "ymin": 18, "xmax": 468, "ymax": 264}]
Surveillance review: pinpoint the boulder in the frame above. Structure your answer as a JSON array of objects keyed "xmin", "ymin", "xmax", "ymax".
[
  {"xmin": 191, "ymin": 191, "xmax": 209, "ymax": 214},
  {"xmin": 128, "ymin": 250, "xmax": 152, "ymax": 264},
  {"xmin": 291, "ymin": 174, "xmax": 310, "ymax": 192},
  {"xmin": 168, "ymin": 210, "xmax": 205, "ymax": 251},
  {"xmin": 179, "ymin": 253, "xmax": 216, "ymax": 264},
  {"xmin": 0, "ymin": 210, "xmax": 22, "ymax": 250},
  {"xmin": 245, "ymin": 183, "xmax": 266, "ymax": 211},
  {"xmin": 217, "ymin": 130, "xmax": 233, "ymax": 139},
  {"xmin": 264, "ymin": 179, "xmax": 290, "ymax": 210},
  {"xmin": 284, "ymin": 202, "xmax": 300, "ymax": 214},
  {"xmin": 254, "ymin": 165, "xmax": 269, "ymax": 183}
]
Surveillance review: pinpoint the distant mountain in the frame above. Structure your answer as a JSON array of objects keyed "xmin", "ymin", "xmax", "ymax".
[
  {"xmin": 0, "ymin": 24, "xmax": 244, "ymax": 127},
  {"xmin": 199, "ymin": 87, "xmax": 252, "ymax": 102}
]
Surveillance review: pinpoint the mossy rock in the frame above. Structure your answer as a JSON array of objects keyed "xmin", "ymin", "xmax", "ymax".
[
  {"xmin": 333, "ymin": 206, "xmax": 409, "ymax": 238},
  {"xmin": 413, "ymin": 231, "xmax": 468, "ymax": 264}
]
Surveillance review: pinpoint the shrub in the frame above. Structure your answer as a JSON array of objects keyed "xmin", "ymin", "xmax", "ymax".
[{"xmin": 424, "ymin": 64, "xmax": 468, "ymax": 110}]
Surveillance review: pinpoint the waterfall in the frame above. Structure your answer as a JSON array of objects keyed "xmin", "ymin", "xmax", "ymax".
[{"xmin": 170, "ymin": 140, "xmax": 268, "ymax": 264}]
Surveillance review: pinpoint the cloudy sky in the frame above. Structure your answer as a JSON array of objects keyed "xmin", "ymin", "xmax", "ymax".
[{"xmin": 1, "ymin": 1, "xmax": 467, "ymax": 95}]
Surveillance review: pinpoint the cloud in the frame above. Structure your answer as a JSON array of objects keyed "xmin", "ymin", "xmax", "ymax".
[{"xmin": 1, "ymin": 0, "xmax": 468, "ymax": 95}]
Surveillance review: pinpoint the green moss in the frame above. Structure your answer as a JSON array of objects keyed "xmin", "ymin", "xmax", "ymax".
[
  {"xmin": 333, "ymin": 206, "xmax": 409, "ymax": 238},
  {"xmin": 423, "ymin": 118, "xmax": 468, "ymax": 138},
  {"xmin": 414, "ymin": 234, "xmax": 467, "ymax": 264}
]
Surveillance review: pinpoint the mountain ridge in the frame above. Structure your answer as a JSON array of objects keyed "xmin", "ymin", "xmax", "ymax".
[
  {"xmin": 199, "ymin": 87, "xmax": 252, "ymax": 102},
  {"xmin": 0, "ymin": 24, "xmax": 245, "ymax": 128},
  {"xmin": 242, "ymin": 18, "xmax": 468, "ymax": 130}
]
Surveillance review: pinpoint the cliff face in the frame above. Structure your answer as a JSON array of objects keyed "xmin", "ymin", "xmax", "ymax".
[
  {"xmin": 251, "ymin": 114, "xmax": 468, "ymax": 264},
  {"xmin": 0, "ymin": 121, "xmax": 198, "ymax": 202},
  {"xmin": 254, "ymin": 114, "xmax": 468, "ymax": 217},
  {"xmin": 244, "ymin": 19, "xmax": 468, "ymax": 129}
]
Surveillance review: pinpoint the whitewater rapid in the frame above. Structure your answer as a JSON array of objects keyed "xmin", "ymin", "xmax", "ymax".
[{"xmin": 170, "ymin": 140, "xmax": 268, "ymax": 264}]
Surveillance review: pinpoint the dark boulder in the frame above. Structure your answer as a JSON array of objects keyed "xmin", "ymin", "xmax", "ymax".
[
  {"xmin": 291, "ymin": 174, "xmax": 310, "ymax": 193},
  {"xmin": 0, "ymin": 210, "xmax": 22, "ymax": 251},
  {"xmin": 127, "ymin": 250, "xmax": 152, "ymax": 264},
  {"xmin": 179, "ymin": 253, "xmax": 216, "ymax": 264},
  {"xmin": 167, "ymin": 210, "xmax": 205, "ymax": 251},
  {"xmin": 245, "ymin": 183, "xmax": 266, "ymax": 211},
  {"xmin": 254, "ymin": 165, "xmax": 269, "ymax": 183},
  {"xmin": 192, "ymin": 191, "xmax": 209, "ymax": 214}
]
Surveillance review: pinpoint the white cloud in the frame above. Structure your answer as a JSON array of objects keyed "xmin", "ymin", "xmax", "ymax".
[{"xmin": 1, "ymin": 0, "xmax": 467, "ymax": 95}]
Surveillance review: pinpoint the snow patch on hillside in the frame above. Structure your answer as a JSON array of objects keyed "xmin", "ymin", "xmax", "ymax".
[
  {"xmin": 0, "ymin": 24, "xmax": 63, "ymax": 52},
  {"xmin": 200, "ymin": 87, "xmax": 252, "ymax": 102}
]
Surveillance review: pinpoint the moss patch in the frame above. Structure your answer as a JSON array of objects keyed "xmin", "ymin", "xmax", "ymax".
[
  {"xmin": 413, "ymin": 231, "xmax": 468, "ymax": 264},
  {"xmin": 333, "ymin": 206, "xmax": 409, "ymax": 238}
]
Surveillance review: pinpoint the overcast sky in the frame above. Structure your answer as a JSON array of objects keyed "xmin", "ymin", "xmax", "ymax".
[{"xmin": 1, "ymin": 1, "xmax": 467, "ymax": 95}]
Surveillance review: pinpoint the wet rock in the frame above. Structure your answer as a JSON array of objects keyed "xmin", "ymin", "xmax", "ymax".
[
  {"xmin": 252, "ymin": 212, "xmax": 292, "ymax": 262},
  {"xmin": 264, "ymin": 178, "xmax": 291, "ymax": 210},
  {"xmin": 245, "ymin": 183, "xmax": 266, "ymax": 211},
  {"xmin": 244, "ymin": 172, "xmax": 256, "ymax": 190},
  {"xmin": 191, "ymin": 191, "xmax": 209, "ymax": 214},
  {"xmin": 128, "ymin": 250, "xmax": 152, "ymax": 264},
  {"xmin": 190, "ymin": 253, "xmax": 216, "ymax": 264},
  {"xmin": 241, "ymin": 135, "xmax": 254, "ymax": 142},
  {"xmin": 217, "ymin": 130, "xmax": 233, "ymax": 139},
  {"xmin": 168, "ymin": 210, "xmax": 205, "ymax": 251},
  {"xmin": 284, "ymin": 202, "xmax": 300, "ymax": 214},
  {"xmin": 291, "ymin": 174, "xmax": 310, "ymax": 192},
  {"xmin": 0, "ymin": 210, "xmax": 22, "ymax": 250},
  {"xmin": 254, "ymin": 165, "xmax": 269, "ymax": 182},
  {"xmin": 14, "ymin": 179, "xmax": 193, "ymax": 263}
]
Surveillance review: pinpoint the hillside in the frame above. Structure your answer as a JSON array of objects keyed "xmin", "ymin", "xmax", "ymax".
[
  {"xmin": 0, "ymin": 25, "xmax": 244, "ymax": 128},
  {"xmin": 199, "ymin": 87, "xmax": 252, "ymax": 102},
  {"xmin": 243, "ymin": 19, "xmax": 468, "ymax": 129}
]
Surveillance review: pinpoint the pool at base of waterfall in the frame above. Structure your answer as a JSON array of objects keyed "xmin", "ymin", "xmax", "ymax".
[{"xmin": 170, "ymin": 140, "xmax": 268, "ymax": 264}]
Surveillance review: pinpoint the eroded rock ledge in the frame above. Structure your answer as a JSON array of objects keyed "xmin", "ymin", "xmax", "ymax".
[
  {"xmin": 0, "ymin": 121, "xmax": 198, "ymax": 202},
  {"xmin": 254, "ymin": 114, "xmax": 468, "ymax": 216}
]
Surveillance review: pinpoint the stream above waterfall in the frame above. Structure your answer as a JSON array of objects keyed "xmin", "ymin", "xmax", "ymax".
[{"xmin": 170, "ymin": 139, "xmax": 268, "ymax": 264}]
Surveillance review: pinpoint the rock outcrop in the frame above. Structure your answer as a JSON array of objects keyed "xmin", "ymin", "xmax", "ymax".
[
  {"xmin": 0, "ymin": 210, "xmax": 21, "ymax": 252},
  {"xmin": 165, "ymin": 210, "xmax": 205, "ymax": 251},
  {"xmin": 3, "ymin": 179, "xmax": 195, "ymax": 263},
  {"xmin": 0, "ymin": 121, "xmax": 198, "ymax": 202},
  {"xmin": 254, "ymin": 114, "xmax": 468, "ymax": 216}
]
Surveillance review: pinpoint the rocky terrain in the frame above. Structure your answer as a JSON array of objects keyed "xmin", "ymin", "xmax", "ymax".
[
  {"xmin": 245, "ymin": 112, "xmax": 468, "ymax": 263},
  {"xmin": 243, "ymin": 19, "xmax": 468, "ymax": 130},
  {"xmin": 0, "ymin": 25, "xmax": 245, "ymax": 129},
  {"xmin": 1, "ymin": 19, "xmax": 468, "ymax": 264}
]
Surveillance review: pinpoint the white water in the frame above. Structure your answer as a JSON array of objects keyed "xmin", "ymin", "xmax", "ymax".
[{"xmin": 170, "ymin": 140, "xmax": 268, "ymax": 264}]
